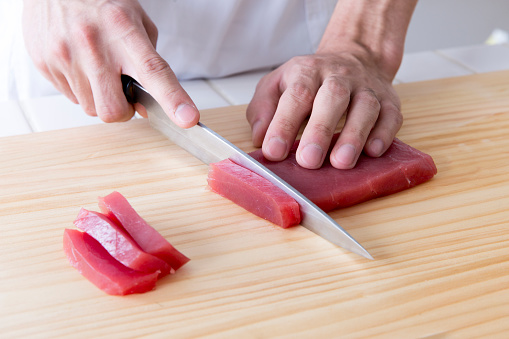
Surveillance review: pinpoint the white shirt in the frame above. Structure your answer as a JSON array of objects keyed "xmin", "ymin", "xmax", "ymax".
[
  {"xmin": 0, "ymin": 0, "xmax": 337, "ymax": 100},
  {"xmin": 142, "ymin": 0, "xmax": 337, "ymax": 79}
]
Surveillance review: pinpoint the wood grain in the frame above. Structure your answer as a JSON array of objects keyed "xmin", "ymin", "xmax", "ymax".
[{"xmin": 1, "ymin": 71, "xmax": 509, "ymax": 338}]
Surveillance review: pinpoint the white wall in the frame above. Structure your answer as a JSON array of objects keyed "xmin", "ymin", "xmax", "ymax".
[{"xmin": 405, "ymin": 0, "xmax": 509, "ymax": 52}]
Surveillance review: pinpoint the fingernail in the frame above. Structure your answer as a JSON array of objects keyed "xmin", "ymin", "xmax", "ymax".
[
  {"xmin": 266, "ymin": 136, "xmax": 287, "ymax": 160},
  {"xmin": 299, "ymin": 143, "xmax": 323, "ymax": 168},
  {"xmin": 334, "ymin": 144, "xmax": 356, "ymax": 167},
  {"xmin": 370, "ymin": 138, "xmax": 384, "ymax": 156},
  {"xmin": 175, "ymin": 104, "xmax": 197, "ymax": 125}
]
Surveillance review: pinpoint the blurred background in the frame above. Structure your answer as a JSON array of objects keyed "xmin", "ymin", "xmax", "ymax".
[{"xmin": 405, "ymin": 0, "xmax": 509, "ymax": 52}]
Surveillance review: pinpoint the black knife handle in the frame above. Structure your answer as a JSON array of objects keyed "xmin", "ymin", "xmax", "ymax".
[{"xmin": 121, "ymin": 74, "xmax": 136, "ymax": 104}]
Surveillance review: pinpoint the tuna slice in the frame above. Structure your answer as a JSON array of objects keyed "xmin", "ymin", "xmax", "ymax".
[
  {"xmin": 98, "ymin": 192, "xmax": 190, "ymax": 270},
  {"xmin": 208, "ymin": 159, "xmax": 301, "ymax": 228},
  {"xmin": 208, "ymin": 135, "xmax": 437, "ymax": 225},
  {"xmin": 63, "ymin": 229, "xmax": 158, "ymax": 296},
  {"xmin": 74, "ymin": 208, "xmax": 172, "ymax": 277}
]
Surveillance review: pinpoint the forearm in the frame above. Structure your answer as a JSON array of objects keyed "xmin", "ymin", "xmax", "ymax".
[{"xmin": 317, "ymin": 0, "xmax": 418, "ymax": 78}]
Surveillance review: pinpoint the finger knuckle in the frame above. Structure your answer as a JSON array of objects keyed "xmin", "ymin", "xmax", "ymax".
[
  {"xmin": 342, "ymin": 117, "xmax": 373, "ymax": 141},
  {"xmin": 49, "ymin": 40, "xmax": 72, "ymax": 67},
  {"xmin": 343, "ymin": 125, "xmax": 370, "ymax": 142},
  {"xmin": 103, "ymin": 3, "xmax": 134, "ymax": 31},
  {"xmin": 162, "ymin": 87, "xmax": 182, "ymax": 105},
  {"xmin": 394, "ymin": 111, "xmax": 403, "ymax": 128},
  {"xmin": 391, "ymin": 107, "xmax": 403, "ymax": 126},
  {"xmin": 287, "ymin": 81, "xmax": 315, "ymax": 105},
  {"xmin": 356, "ymin": 89, "xmax": 381, "ymax": 111},
  {"xmin": 322, "ymin": 76, "xmax": 350, "ymax": 98},
  {"xmin": 310, "ymin": 121, "xmax": 336, "ymax": 139},
  {"xmin": 96, "ymin": 103, "xmax": 125, "ymax": 123},
  {"xmin": 274, "ymin": 116, "xmax": 300, "ymax": 135},
  {"xmin": 140, "ymin": 55, "xmax": 171, "ymax": 77},
  {"xmin": 385, "ymin": 103, "xmax": 404, "ymax": 128},
  {"xmin": 74, "ymin": 22, "xmax": 100, "ymax": 50}
]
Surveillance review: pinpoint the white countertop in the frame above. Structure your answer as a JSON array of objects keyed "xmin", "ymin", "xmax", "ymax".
[{"xmin": 2, "ymin": 43, "xmax": 509, "ymax": 138}]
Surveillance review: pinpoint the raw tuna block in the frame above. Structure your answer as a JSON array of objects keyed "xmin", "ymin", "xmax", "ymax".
[
  {"xmin": 98, "ymin": 192, "xmax": 190, "ymax": 270},
  {"xmin": 63, "ymin": 229, "xmax": 158, "ymax": 296},
  {"xmin": 207, "ymin": 135, "xmax": 437, "ymax": 225},
  {"xmin": 248, "ymin": 136, "xmax": 437, "ymax": 212},
  {"xmin": 74, "ymin": 208, "xmax": 173, "ymax": 277},
  {"xmin": 208, "ymin": 159, "xmax": 301, "ymax": 228}
]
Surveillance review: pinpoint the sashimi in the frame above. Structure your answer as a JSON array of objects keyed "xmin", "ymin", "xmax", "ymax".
[
  {"xmin": 208, "ymin": 134, "xmax": 437, "ymax": 225},
  {"xmin": 208, "ymin": 159, "xmax": 301, "ymax": 228},
  {"xmin": 249, "ymin": 136, "xmax": 437, "ymax": 212},
  {"xmin": 63, "ymin": 229, "xmax": 158, "ymax": 296},
  {"xmin": 74, "ymin": 208, "xmax": 172, "ymax": 277},
  {"xmin": 98, "ymin": 192, "xmax": 190, "ymax": 270}
]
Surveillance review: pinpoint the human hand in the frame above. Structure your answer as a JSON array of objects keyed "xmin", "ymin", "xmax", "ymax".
[
  {"xmin": 246, "ymin": 50, "xmax": 402, "ymax": 170},
  {"xmin": 246, "ymin": 0, "xmax": 416, "ymax": 170},
  {"xmin": 22, "ymin": 0, "xmax": 199, "ymax": 127}
]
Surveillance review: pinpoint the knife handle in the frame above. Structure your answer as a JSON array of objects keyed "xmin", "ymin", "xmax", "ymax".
[{"xmin": 121, "ymin": 75, "xmax": 136, "ymax": 104}]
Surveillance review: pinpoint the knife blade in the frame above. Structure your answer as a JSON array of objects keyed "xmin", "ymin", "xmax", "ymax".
[{"xmin": 122, "ymin": 75, "xmax": 373, "ymax": 260}]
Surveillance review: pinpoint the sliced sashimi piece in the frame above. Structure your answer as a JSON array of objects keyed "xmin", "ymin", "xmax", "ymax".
[
  {"xmin": 208, "ymin": 159, "xmax": 301, "ymax": 228},
  {"xmin": 98, "ymin": 192, "xmax": 190, "ymax": 270},
  {"xmin": 74, "ymin": 208, "xmax": 172, "ymax": 277},
  {"xmin": 207, "ymin": 135, "xmax": 437, "ymax": 225},
  {"xmin": 63, "ymin": 229, "xmax": 158, "ymax": 296},
  {"xmin": 248, "ymin": 135, "xmax": 437, "ymax": 212}
]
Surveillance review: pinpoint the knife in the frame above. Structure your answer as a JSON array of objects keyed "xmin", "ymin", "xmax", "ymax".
[{"xmin": 121, "ymin": 75, "xmax": 373, "ymax": 260}]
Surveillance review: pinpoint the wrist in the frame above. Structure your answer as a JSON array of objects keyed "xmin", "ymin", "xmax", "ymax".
[
  {"xmin": 316, "ymin": 0, "xmax": 417, "ymax": 80},
  {"xmin": 316, "ymin": 38, "xmax": 402, "ymax": 81}
]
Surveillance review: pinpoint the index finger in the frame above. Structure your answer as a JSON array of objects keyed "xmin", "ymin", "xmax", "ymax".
[{"xmin": 122, "ymin": 29, "xmax": 199, "ymax": 128}]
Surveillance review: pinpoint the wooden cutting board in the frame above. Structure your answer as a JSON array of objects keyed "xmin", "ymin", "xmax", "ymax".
[{"xmin": 1, "ymin": 71, "xmax": 509, "ymax": 338}]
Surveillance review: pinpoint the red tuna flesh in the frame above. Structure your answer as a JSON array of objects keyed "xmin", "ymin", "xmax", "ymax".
[
  {"xmin": 208, "ymin": 159, "xmax": 301, "ymax": 228},
  {"xmin": 63, "ymin": 229, "xmax": 158, "ymax": 296},
  {"xmin": 248, "ymin": 136, "xmax": 437, "ymax": 212},
  {"xmin": 98, "ymin": 192, "xmax": 190, "ymax": 270},
  {"xmin": 74, "ymin": 208, "xmax": 172, "ymax": 277}
]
